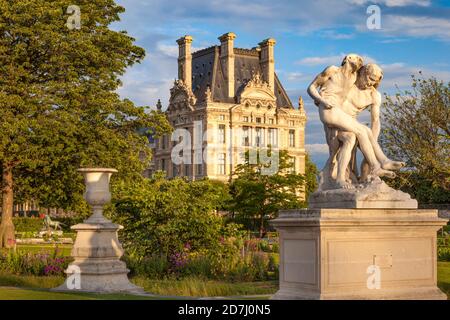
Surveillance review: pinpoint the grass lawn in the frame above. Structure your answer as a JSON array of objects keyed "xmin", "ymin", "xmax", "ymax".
[
  {"xmin": 0, "ymin": 244, "xmax": 448, "ymax": 300},
  {"xmin": 0, "ymin": 287, "xmax": 156, "ymax": 300},
  {"xmin": 0, "ymin": 272, "xmax": 277, "ymax": 299},
  {"xmin": 14, "ymin": 244, "xmax": 72, "ymax": 256},
  {"xmin": 437, "ymin": 261, "xmax": 450, "ymax": 298},
  {"xmin": 132, "ymin": 277, "xmax": 278, "ymax": 297}
]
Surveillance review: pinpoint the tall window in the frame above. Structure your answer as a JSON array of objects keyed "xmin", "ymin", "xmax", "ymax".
[
  {"xmin": 161, "ymin": 159, "xmax": 166, "ymax": 172},
  {"xmin": 162, "ymin": 135, "xmax": 168, "ymax": 149},
  {"xmin": 243, "ymin": 116, "xmax": 249, "ymax": 122},
  {"xmin": 255, "ymin": 127, "xmax": 264, "ymax": 147},
  {"xmin": 242, "ymin": 126, "xmax": 250, "ymax": 146},
  {"xmin": 218, "ymin": 114, "xmax": 225, "ymax": 121},
  {"xmin": 172, "ymin": 163, "xmax": 178, "ymax": 177},
  {"xmin": 218, "ymin": 153, "xmax": 226, "ymax": 175},
  {"xmin": 288, "ymin": 157, "xmax": 296, "ymax": 173},
  {"xmin": 268, "ymin": 128, "xmax": 278, "ymax": 147},
  {"xmin": 196, "ymin": 163, "xmax": 203, "ymax": 175},
  {"xmin": 256, "ymin": 117, "xmax": 262, "ymax": 124},
  {"xmin": 289, "ymin": 129, "xmax": 295, "ymax": 147},
  {"xmin": 184, "ymin": 164, "xmax": 190, "ymax": 177},
  {"xmin": 218, "ymin": 124, "xmax": 226, "ymax": 144}
]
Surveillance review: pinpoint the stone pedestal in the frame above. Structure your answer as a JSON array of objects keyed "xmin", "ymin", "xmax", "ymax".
[
  {"xmin": 54, "ymin": 221, "xmax": 143, "ymax": 294},
  {"xmin": 53, "ymin": 168, "xmax": 143, "ymax": 294},
  {"xmin": 271, "ymin": 208, "xmax": 448, "ymax": 300}
]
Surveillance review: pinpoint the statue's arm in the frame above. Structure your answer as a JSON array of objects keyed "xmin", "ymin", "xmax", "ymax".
[
  {"xmin": 370, "ymin": 91, "xmax": 382, "ymax": 140},
  {"xmin": 307, "ymin": 66, "xmax": 336, "ymax": 108}
]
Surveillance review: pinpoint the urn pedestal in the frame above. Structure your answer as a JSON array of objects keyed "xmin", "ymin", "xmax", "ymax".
[
  {"xmin": 271, "ymin": 208, "xmax": 448, "ymax": 300},
  {"xmin": 54, "ymin": 168, "xmax": 143, "ymax": 294}
]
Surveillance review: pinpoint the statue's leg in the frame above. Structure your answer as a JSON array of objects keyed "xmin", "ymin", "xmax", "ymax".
[
  {"xmin": 335, "ymin": 131, "xmax": 356, "ymax": 189},
  {"xmin": 319, "ymin": 106, "xmax": 395, "ymax": 179},
  {"xmin": 362, "ymin": 126, "xmax": 405, "ymax": 170}
]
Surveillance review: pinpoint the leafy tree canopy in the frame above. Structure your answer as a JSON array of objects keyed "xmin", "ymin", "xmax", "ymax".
[
  {"xmin": 228, "ymin": 149, "xmax": 306, "ymax": 237},
  {"xmin": 0, "ymin": 0, "xmax": 171, "ymax": 247},
  {"xmin": 381, "ymin": 74, "xmax": 449, "ymax": 203}
]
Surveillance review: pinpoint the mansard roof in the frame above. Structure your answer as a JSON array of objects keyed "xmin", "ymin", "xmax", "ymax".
[{"xmin": 190, "ymin": 46, "xmax": 293, "ymax": 108}]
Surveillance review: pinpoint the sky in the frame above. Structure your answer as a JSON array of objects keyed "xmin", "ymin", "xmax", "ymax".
[{"xmin": 111, "ymin": 0, "xmax": 450, "ymax": 169}]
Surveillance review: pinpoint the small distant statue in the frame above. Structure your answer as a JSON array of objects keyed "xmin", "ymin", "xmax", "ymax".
[{"xmin": 43, "ymin": 215, "xmax": 65, "ymax": 231}]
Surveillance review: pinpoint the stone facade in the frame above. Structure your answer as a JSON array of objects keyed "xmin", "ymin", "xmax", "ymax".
[{"xmin": 151, "ymin": 33, "xmax": 307, "ymax": 184}]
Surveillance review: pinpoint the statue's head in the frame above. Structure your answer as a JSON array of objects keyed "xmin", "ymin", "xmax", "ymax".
[
  {"xmin": 358, "ymin": 63, "xmax": 383, "ymax": 89},
  {"xmin": 341, "ymin": 54, "xmax": 364, "ymax": 72}
]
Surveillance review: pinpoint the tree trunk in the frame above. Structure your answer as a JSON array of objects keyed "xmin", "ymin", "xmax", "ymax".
[
  {"xmin": 0, "ymin": 164, "xmax": 15, "ymax": 248},
  {"xmin": 259, "ymin": 213, "xmax": 265, "ymax": 238}
]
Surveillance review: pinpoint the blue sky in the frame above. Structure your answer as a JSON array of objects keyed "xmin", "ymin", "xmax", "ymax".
[{"xmin": 112, "ymin": 0, "xmax": 450, "ymax": 169}]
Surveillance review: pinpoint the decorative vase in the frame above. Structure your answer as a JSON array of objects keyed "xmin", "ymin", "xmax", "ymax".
[
  {"xmin": 78, "ymin": 168, "xmax": 116, "ymax": 224},
  {"xmin": 53, "ymin": 168, "xmax": 143, "ymax": 294}
]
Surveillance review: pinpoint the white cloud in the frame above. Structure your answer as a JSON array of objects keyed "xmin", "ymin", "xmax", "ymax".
[
  {"xmin": 156, "ymin": 44, "xmax": 206, "ymax": 58},
  {"xmin": 347, "ymin": 0, "xmax": 430, "ymax": 6},
  {"xmin": 296, "ymin": 54, "xmax": 377, "ymax": 66},
  {"xmin": 381, "ymin": 15, "xmax": 450, "ymax": 41}
]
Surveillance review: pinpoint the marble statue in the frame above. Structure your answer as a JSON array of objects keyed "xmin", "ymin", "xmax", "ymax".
[{"xmin": 307, "ymin": 55, "xmax": 405, "ymax": 191}]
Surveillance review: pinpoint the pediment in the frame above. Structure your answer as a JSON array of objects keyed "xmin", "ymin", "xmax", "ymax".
[
  {"xmin": 168, "ymin": 79, "xmax": 196, "ymax": 112},
  {"xmin": 237, "ymin": 73, "xmax": 276, "ymax": 105}
]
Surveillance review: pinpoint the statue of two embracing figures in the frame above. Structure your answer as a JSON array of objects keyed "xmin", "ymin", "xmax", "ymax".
[{"xmin": 307, "ymin": 54, "xmax": 417, "ymax": 208}]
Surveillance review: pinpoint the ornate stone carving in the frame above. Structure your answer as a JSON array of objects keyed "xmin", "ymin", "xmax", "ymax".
[
  {"xmin": 204, "ymin": 85, "xmax": 212, "ymax": 102},
  {"xmin": 237, "ymin": 72, "xmax": 276, "ymax": 107},
  {"xmin": 307, "ymin": 54, "xmax": 416, "ymax": 208},
  {"xmin": 169, "ymin": 79, "xmax": 197, "ymax": 107}
]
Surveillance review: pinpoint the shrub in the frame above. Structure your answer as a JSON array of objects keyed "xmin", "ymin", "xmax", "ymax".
[
  {"xmin": 123, "ymin": 254, "xmax": 170, "ymax": 279},
  {"xmin": 107, "ymin": 176, "xmax": 242, "ymax": 259},
  {"xmin": 439, "ymin": 247, "xmax": 450, "ymax": 262},
  {"xmin": 0, "ymin": 248, "xmax": 71, "ymax": 276},
  {"xmin": 12, "ymin": 217, "xmax": 43, "ymax": 233}
]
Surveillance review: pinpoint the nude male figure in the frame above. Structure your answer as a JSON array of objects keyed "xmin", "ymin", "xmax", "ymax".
[
  {"xmin": 307, "ymin": 55, "xmax": 396, "ymax": 188},
  {"xmin": 334, "ymin": 64, "xmax": 405, "ymax": 188}
]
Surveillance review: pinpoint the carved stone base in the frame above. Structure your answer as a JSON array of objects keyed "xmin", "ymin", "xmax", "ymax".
[
  {"xmin": 53, "ymin": 222, "xmax": 143, "ymax": 294},
  {"xmin": 270, "ymin": 208, "xmax": 448, "ymax": 300},
  {"xmin": 309, "ymin": 181, "xmax": 418, "ymax": 209}
]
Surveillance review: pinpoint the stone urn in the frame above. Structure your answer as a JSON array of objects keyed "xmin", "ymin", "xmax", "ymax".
[
  {"xmin": 78, "ymin": 168, "xmax": 117, "ymax": 224},
  {"xmin": 54, "ymin": 168, "xmax": 143, "ymax": 294}
]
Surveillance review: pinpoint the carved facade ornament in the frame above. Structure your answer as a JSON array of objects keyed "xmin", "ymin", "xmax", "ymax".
[
  {"xmin": 204, "ymin": 85, "xmax": 212, "ymax": 102},
  {"xmin": 169, "ymin": 79, "xmax": 197, "ymax": 108},
  {"xmin": 245, "ymin": 72, "xmax": 270, "ymax": 90},
  {"xmin": 237, "ymin": 72, "xmax": 276, "ymax": 106}
]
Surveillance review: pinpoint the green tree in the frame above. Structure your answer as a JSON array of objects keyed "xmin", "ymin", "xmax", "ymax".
[
  {"xmin": 107, "ymin": 174, "xmax": 238, "ymax": 259},
  {"xmin": 0, "ymin": 0, "xmax": 170, "ymax": 247},
  {"xmin": 381, "ymin": 75, "xmax": 449, "ymax": 203},
  {"xmin": 304, "ymin": 153, "xmax": 319, "ymax": 201},
  {"xmin": 228, "ymin": 150, "xmax": 305, "ymax": 238}
]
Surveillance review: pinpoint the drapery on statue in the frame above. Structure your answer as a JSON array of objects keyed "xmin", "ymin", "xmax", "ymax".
[{"xmin": 307, "ymin": 54, "xmax": 405, "ymax": 191}]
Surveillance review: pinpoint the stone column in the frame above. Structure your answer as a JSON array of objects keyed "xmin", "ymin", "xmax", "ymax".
[{"xmin": 53, "ymin": 168, "xmax": 143, "ymax": 294}]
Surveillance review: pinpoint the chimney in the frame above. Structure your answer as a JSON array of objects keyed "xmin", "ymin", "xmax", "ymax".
[
  {"xmin": 176, "ymin": 35, "xmax": 193, "ymax": 90},
  {"xmin": 218, "ymin": 32, "xmax": 236, "ymax": 99},
  {"xmin": 258, "ymin": 38, "xmax": 276, "ymax": 93}
]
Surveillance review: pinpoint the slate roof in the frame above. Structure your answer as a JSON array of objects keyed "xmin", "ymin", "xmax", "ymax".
[{"xmin": 190, "ymin": 46, "xmax": 293, "ymax": 108}]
